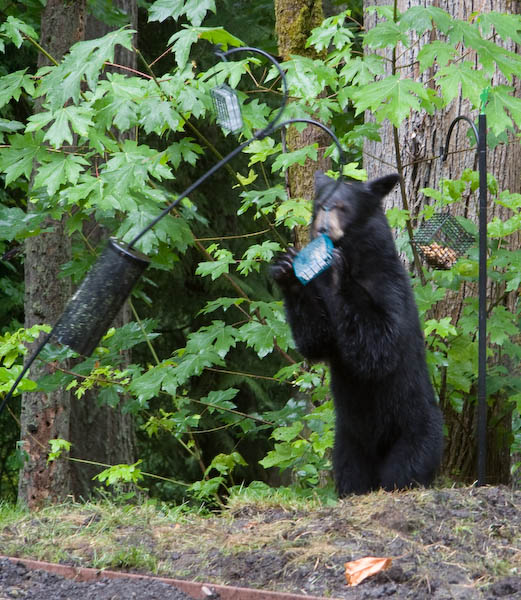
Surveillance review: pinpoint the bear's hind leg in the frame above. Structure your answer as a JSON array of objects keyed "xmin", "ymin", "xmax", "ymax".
[
  {"xmin": 377, "ymin": 433, "xmax": 441, "ymax": 491},
  {"xmin": 333, "ymin": 437, "xmax": 378, "ymax": 496}
]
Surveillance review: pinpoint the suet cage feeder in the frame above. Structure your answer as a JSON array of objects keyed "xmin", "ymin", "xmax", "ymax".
[
  {"xmin": 413, "ymin": 213, "xmax": 474, "ymax": 270},
  {"xmin": 211, "ymin": 83, "xmax": 243, "ymax": 133},
  {"xmin": 293, "ymin": 234, "xmax": 335, "ymax": 285}
]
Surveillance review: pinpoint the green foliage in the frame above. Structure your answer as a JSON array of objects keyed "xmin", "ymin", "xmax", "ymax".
[
  {"xmin": 47, "ymin": 438, "xmax": 72, "ymax": 463},
  {"xmin": 2, "ymin": 2, "xmax": 521, "ymax": 504},
  {"xmin": 0, "ymin": 325, "xmax": 49, "ymax": 395},
  {"xmin": 94, "ymin": 460, "xmax": 145, "ymax": 487}
]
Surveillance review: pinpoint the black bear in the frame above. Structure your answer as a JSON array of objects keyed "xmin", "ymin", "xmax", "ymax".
[{"xmin": 271, "ymin": 172, "xmax": 444, "ymax": 496}]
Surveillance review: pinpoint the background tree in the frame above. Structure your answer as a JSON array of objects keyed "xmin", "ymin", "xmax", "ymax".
[
  {"xmin": 17, "ymin": 0, "xmax": 138, "ymax": 507},
  {"xmin": 274, "ymin": 0, "xmax": 331, "ymax": 248},
  {"xmin": 18, "ymin": 0, "xmax": 86, "ymax": 508},
  {"xmin": 362, "ymin": 0, "xmax": 521, "ymax": 483}
]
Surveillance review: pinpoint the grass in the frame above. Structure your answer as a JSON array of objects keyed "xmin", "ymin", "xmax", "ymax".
[
  {"xmin": 0, "ymin": 495, "xmax": 205, "ymax": 572},
  {"xmin": 0, "ymin": 486, "xmax": 520, "ymax": 597}
]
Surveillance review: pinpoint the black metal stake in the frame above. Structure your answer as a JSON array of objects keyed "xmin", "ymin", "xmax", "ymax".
[
  {"xmin": 442, "ymin": 113, "xmax": 488, "ymax": 486},
  {"xmin": 477, "ymin": 113, "xmax": 488, "ymax": 487}
]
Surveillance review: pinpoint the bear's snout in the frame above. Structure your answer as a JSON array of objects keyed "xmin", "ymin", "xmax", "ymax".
[{"xmin": 312, "ymin": 207, "xmax": 343, "ymax": 242}]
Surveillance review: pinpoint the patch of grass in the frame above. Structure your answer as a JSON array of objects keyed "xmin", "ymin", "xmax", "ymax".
[
  {"xmin": 91, "ymin": 545, "xmax": 158, "ymax": 572},
  {"xmin": 0, "ymin": 501, "xmax": 28, "ymax": 527},
  {"xmin": 227, "ymin": 481, "xmax": 336, "ymax": 511}
]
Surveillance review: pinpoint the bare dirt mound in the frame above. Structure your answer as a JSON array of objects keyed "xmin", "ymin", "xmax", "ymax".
[{"xmin": 1, "ymin": 486, "xmax": 520, "ymax": 599}]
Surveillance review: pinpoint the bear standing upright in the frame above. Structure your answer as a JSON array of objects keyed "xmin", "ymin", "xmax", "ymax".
[{"xmin": 271, "ymin": 172, "xmax": 444, "ymax": 496}]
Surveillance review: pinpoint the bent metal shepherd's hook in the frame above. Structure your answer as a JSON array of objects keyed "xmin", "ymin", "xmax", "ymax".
[
  {"xmin": 1, "ymin": 46, "xmax": 346, "ymax": 416},
  {"xmin": 441, "ymin": 110, "xmax": 488, "ymax": 487}
]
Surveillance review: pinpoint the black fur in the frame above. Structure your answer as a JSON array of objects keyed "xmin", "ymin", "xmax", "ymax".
[{"xmin": 271, "ymin": 172, "xmax": 444, "ymax": 496}]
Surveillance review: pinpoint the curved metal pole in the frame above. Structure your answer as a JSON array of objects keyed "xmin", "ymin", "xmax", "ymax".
[
  {"xmin": 442, "ymin": 114, "xmax": 487, "ymax": 486},
  {"xmin": 277, "ymin": 117, "xmax": 346, "ymax": 169},
  {"xmin": 441, "ymin": 115, "xmax": 479, "ymax": 162}
]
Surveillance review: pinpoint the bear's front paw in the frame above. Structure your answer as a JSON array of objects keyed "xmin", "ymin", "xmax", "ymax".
[{"xmin": 270, "ymin": 247, "xmax": 299, "ymax": 284}]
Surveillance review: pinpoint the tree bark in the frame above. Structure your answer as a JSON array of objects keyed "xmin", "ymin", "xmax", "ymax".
[
  {"xmin": 18, "ymin": 0, "xmax": 138, "ymax": 507},
  {"xmin": 274, "ymin": 0, "xmax": 331, "ymax": 248},
  {"xmin": 363, "ymin": 0, "xmax": 521, "ymax": 484},
  {"xmin": 69, "ymin": 0, "xmax": 138, "ymax": 498},
  {"xmin": 18, "ymin": 0, "xmax": 87, "ymax": 508}
]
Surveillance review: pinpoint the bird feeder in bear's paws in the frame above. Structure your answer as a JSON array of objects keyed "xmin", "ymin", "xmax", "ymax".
[
  {"xmin": 413, "ymin": 213, "xmax": 474, "ymax": 270},
  {"xmin": 293, "ymin": 233, "xmax": 335, "ymax": 285}
]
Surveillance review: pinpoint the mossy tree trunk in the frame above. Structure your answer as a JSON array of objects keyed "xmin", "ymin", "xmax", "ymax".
[
  {"xmin": 18, "ymin": 0, "xmax": 87, "ymax": 509},
  {"xmin": 274, "ymin": 0, "xmax": 331, "ymax": 249},
  {"xmin": 363, "ymin": 0, "xmax": 521, "ymax": 485},
  {"xmin": 68, "ymin": 0, "xmax": 138, "ymax": 499},
  {"xmin": 18, "ymin": 0, "xmax": 138, "ymax": 508}
]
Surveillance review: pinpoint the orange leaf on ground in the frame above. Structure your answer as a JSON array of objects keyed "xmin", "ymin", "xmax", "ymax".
[{"xmin": 344, "ymin": 556, "xmax": 392, "ymax": 586}]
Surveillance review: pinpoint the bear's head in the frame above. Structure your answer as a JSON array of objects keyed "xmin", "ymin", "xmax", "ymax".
[{"xmin": 311, "ymin": 172, "xmax": 400, "ymax": 243}]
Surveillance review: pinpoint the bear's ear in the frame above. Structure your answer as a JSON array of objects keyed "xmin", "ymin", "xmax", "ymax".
[
  {"xmin": 314, "ymin": 170, "xmax": 333, "ymax": 194},
  {"xmin": 367, "ymin": 174, "xmax": 400, "ymax": 197}
]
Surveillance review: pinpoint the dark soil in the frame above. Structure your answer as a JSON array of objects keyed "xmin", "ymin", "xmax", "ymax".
[
  {"xmin": 1, "ymin": 486, "xmax": 521, "ymax": 599},
  {"xmin": 0, "ymin": 557, "xmax": 191, "ymax": 599}
]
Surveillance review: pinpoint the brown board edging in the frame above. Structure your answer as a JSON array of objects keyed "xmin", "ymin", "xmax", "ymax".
[{"xmin": 0, "ymin": 555, "xmax": 339, "ymax": 600}]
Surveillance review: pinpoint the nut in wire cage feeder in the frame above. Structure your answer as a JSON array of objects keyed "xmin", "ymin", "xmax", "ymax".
[{"xmin": 413, "ymin": 213, "xmax": 475, "ymax": 270}]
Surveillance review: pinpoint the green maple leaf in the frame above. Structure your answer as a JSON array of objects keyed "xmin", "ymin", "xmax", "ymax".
[
  {"xmin": 446, "ymin": 19, "xmax": 482, "ymax": 47},
  {"xmin": 42, "ymin": 106, "xmax": 94, "ymax": 147},
  {"xmin": 200, "ymin": 297, "xmax": 246, "ymax": 315},
  {"xmin": 0, "ymin": 205, "xmax": 43, "ymax": 241},
  {"xmin": 364, "ymin": 20, "xmax": 408, "ymax": 49},
  {"xmin": 477, "ymin": 12, "xmax": 521, "ymax": 45},
  {"xmin": 417, "ymin": 41, "xmax": 457, "ymax": 72},
  {"xmin": 339, "ymin": 55, "xmax": 384, "ymax": 88},
  {"xmin": 488, "ymin": 306, "xmax": 519, "ymax": 346},
  {"xmin": 214, "ymin": 327, "xmax": 238, "ymax": 359},
  {"xmin": 202, "ymin": 389, "xmax": 239, "ymax": 412},
  {"xmin": 435, "ymin": 61, "xmax": 489, "ymax": 107},
  {"xmin": 352, "ymin": 76, "xmax": 431, "ymax": 127},
  {"xmin": 149, "ymin": 0, "xmax": 216, "ymax": 26},
  {"xmin": 167, "ymin": 138, "xmax": 203, "ymax": 169},
  {"xmin": 34, "ymin": 153, "xmax": 89, "ymax": 196},
  {"xmin": 167, "ymin": 26, "xmax": 242, "ymax": 68},
  {"xmin": 238, "ymin": 320, "xmax": 277, "ymax": 358},
  {"xmin": 283, "ymin": 55, "xmax": 338, "ymax": 98},
  {"xmin": 271, "ymin": 144, "xmax": 318, "ymax": 172},
  {"xmin": 196, "ymin": 257, "xmax": 234, "ymax": 280},
  {"xmin": 38, "ymin": 29, "xmax": 134, "ymax": 110},
  {"xmin": 307, "ymin": 11, "xmax": 354, "ymax": 52},
  {"xmin": 0, "ymin": 132, "xmax": 43, "ymax": 185},
  {"xmin": 475, "ymin": 40, "xmax": 521, "ymax": 80},
  {"xmin": 139, "ymin": 97, "xmax": 182, "ymax": 135},
  {"xmin": 398, "ymin": 5, "xmax": 452, "ymax": 35},
  {"xmin": 0, "ymin": 16, "xmax": 38, "ymax": 48},
  {"xmin": 485, "ymin": 85, "xmax": 521, "ymax": 136},
  {"xmin": 0, "ymin": 69, "xmax": 34, "ymax": 109},
  {"xmin": 173, "ymin": 349, "xmax": 224, "ymax": 385}
]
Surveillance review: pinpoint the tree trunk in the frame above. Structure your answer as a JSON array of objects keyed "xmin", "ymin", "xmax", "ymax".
[
  {"xmin": 18, "ymin": 0, "xmax": 87, "ymax": 509},
  {"xmin": 18, "ymin": 0, "xmax": 138, "ymax": 507},
  {"xmin": 68, "ymin": 0, "xmax": 138, "ymax": 499},
  {"xmin": 363, "ymin": 0, "xmax": 521, "ymax": 484},
  {"xmin": 274, "ymin": 0, "xmax": 331, "ymax": 249}
]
